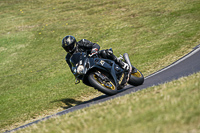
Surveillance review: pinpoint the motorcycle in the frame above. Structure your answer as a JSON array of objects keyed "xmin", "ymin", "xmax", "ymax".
[{"xmin": 70, "ymin": 50, "xmax": 144, "ymax": 95}]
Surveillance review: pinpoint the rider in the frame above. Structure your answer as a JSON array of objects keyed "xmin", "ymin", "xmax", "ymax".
[{"xmin": 62, "ymin": 35, "xmax": 131, "ymax": 87}]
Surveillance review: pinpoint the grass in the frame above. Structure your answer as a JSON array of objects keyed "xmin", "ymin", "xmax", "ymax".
[
  {"xmin": 0, "ymin": 0, "xmax": 200, "ymax": 132},
  {"xmin": 19, "ymin": 72, "xmax": 200, "ymax": 133}
]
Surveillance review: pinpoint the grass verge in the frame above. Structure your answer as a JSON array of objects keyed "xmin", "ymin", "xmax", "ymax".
[{"xmin": 20, "ymin": 72, "xmax": 200, "ymax": 133}]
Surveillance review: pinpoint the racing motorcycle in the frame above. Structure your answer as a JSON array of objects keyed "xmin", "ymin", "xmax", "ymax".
[{"xmin": 70, "ymin": 50, "xmax": 144, "ymax": 95}]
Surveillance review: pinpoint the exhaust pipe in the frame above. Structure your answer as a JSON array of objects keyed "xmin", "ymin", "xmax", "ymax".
[
  {"xmin": 123, "ymin": 53, "xmax": 132, "ymax": 67},
  {"xmin": 123, "ymin": 53, "xmax": 133, "ymax": 81}
]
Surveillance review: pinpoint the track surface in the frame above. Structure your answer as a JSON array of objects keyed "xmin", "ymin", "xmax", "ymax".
[{"xmin": 6, "ymin": 44, "xmax": 200, "ymax": 132}]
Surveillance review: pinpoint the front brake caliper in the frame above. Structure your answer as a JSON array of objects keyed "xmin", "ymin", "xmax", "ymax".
[{"xmin": 94, "ymin": 72, "xmax": 109, "ymax": 82}]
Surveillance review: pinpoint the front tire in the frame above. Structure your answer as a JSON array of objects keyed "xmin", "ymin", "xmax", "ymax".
[
  {"xmin": 128, "ymin": 67, "xmax": 144, "ymax": 86},
  {"xmin": 88, "ymin": 71, "xmax": 118, "ymax": 96}
]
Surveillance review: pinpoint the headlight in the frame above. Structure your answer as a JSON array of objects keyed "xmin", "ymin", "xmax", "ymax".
[{"xmin": 77, "ymin": 65, "xmax": 84, "ymax": 74}]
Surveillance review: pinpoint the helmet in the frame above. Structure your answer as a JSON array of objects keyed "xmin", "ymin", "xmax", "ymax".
[{"xmin": 62, "ymin": 35, "xmax": 76, "ymax": 53}]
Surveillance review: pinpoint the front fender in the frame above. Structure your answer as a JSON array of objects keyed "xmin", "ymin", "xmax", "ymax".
[
  {"xmin": 82, "ymin": 65, "xmax": 108, "ymax": 87},
  {"xmin": 83, "ymin": 61, "xmax": 120, "ymax": 88}
]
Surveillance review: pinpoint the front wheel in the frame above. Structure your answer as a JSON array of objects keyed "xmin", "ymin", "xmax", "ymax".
[
  {"xmin": 88, "ymin": 71, "xmax": 118, "ymax": 96},
  {"xmin": 128, "ymin": 67, "xmax": 144, "ymax": 86}
]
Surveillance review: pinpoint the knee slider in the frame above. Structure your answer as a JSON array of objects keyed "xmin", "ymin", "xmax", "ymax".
[{"xmin": 99, "ymin": 50, "xmax": 107, "ymax": 58}]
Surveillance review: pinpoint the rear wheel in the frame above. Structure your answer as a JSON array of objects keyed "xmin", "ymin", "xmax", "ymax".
[
  {"xmin": 128, "ymin": 67, "xmax": 144, "ymax": 86},
  {"xmin": 88, "ymin": 71, "xmax": 118, "ymax": 95}
]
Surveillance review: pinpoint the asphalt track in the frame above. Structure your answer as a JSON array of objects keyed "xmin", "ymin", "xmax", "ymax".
[{"xmin": 6, "ymin": 44, "xmax": 200, "ymax": 133}]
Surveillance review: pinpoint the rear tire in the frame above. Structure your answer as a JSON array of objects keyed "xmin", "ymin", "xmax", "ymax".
[
  {"xmin": 88, "ymin": 71, "xmax": 118, "ymax": 96},
  {"xmin": 128, "ymin": 68, "xmax": 144, "ymax": 86}
]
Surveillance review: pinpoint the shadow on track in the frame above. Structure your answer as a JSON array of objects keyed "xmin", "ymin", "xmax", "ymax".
[
  {"xmin": 52, "ymin": 98, "xmax": 83, "ymax": 109},
  {"xmin": 50, "ymin": 85, "xmax": 135, "ymax": 110}
]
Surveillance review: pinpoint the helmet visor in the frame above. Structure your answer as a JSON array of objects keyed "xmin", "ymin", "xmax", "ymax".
[{"xmin": 65, "ymin": 43, "xmax": 75, "ymax": 52}]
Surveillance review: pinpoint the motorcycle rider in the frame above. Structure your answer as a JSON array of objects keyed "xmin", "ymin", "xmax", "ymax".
[{"xmin": 62, "ymin": 35, "xmax": 131, "ymax": 87}]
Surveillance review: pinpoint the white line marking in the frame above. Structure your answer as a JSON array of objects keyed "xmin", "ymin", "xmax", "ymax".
[{"xmin": 145, "ymin": 46, "xmax": 200, "ymax": 79}]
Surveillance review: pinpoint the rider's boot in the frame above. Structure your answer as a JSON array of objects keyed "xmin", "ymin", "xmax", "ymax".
[
  {"xmin": 105, "ymin": 49, "xmax": 130, "ymax": 72},
  {"xmin": 102, "ymin": 49, "xmax": 132, "ymax": 88},
  {"xmin": 117, "ymin": 59, "xmax": 130, "ymax": 71},
  {"xmin": 116, "ymin": 59, "xmax": 132, "ymax": 89}
]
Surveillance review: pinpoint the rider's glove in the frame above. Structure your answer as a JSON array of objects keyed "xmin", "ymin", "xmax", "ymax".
[{"xmin": 89, "ymin": 48, "xmax": 99, "ymax": 57}]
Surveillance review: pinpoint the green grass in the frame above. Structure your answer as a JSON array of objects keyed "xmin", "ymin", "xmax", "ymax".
[
  {"xmin": 20, "ymin": 72, "xmax": 200, "ymax": 133},
  {"xmin": 0, "ymin": 0, "xmax": 200, "ymax": 132}
]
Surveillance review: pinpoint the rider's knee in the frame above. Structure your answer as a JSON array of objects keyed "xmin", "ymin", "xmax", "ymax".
[
  {"xmin": 99, "ymin": 49, "xmax": 117, "ymax": 61},
  {"xmin": 99, "ymin": 50, "xmax": 107, "ymax": 58}
]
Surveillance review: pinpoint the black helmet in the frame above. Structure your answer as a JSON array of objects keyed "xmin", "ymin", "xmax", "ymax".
[{"xmin": 62, "ymin": 35, "xmax": 76, "ymax": 53}]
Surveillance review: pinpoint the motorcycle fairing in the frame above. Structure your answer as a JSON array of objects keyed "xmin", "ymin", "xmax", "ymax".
[
  {"xmin": 86, "ymin": 58, "xmax": 124, "ymax": 88},
  {"xmin": 70, "ymin": 52, "xmax": 125, "ymax": 88}
]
